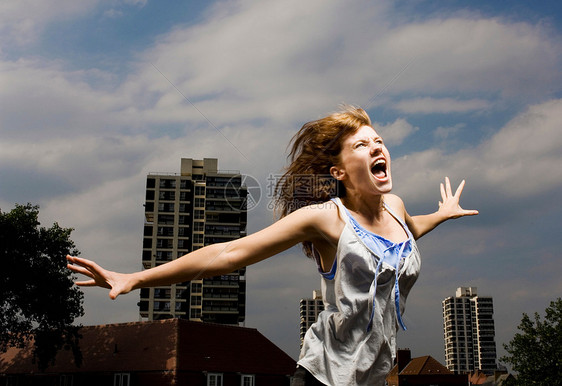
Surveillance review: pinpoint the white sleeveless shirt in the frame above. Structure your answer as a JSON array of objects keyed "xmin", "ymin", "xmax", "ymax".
[{"xmin": 297, "ymin": 198, "xmax": 421, "ymax": 385}]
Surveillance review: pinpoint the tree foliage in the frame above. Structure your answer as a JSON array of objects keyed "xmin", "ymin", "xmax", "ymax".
[
  {"xmin": 0, "ymin": 203, "xmax": 84, "ymax": 370},
  {"xmin": 501, "ymin": 298, "xmax": 562, "ymax": 385}
]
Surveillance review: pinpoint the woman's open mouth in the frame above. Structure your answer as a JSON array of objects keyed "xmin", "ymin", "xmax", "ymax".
[{"xmin": 371, "ymin": 159, "xmax": 388, "ymax": 180}]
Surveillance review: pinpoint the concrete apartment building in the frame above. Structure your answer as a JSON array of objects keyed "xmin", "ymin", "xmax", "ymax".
[
  {"xmin": 299, "ymin": 290, "xmax": 324, "ymax": 347},
  {"xmin": 139, "ymin": 158, "xmax": 247, "ymax": 325},
  {"xmin": 442, "ymin": 287, "xmax": 497, "ymax": 374}
]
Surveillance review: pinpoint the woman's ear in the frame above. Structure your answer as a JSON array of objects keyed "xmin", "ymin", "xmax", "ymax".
[{"xmin": 330, "ymin": 165, "xmax": 345, "ymax": 180}]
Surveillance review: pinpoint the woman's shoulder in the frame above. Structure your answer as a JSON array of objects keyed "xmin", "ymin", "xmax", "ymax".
[
  {"xmin": 299, "ymin": 199, "xmax": 340, "ymax": 217},
  {"xmin": 300, "ymin": 200, "xmax": 345, "ymax": 244},
  {"xmin": 291, "ymin": 200, "xmax": 343, "ymax": 229}
]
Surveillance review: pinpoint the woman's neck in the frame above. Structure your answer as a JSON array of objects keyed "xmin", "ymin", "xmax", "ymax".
[{"xmin": 341, "ymin": 191, "xmax": 385, "ymax": 221}]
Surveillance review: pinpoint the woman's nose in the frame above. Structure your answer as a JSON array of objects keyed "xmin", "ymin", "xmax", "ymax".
[{"xmin": 370, "ymin": 141, "xmax": 382, "ymax": 155}]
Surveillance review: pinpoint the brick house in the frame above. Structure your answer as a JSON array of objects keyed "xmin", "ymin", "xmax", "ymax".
[{"xmin": 0, "ymin": 319, "xmax": 296, "ymax": 386}]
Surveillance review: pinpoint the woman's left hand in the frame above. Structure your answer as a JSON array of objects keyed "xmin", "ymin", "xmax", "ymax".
[{"xmin": 438, "ymin": 177, "xmax": 479, "ymax": 219}]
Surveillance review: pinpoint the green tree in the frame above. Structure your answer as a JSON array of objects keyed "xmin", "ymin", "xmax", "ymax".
[
  {"xmin": 0, "ymin": 203, "xmax": 84, "ymax": 370},
  {"xmin": 501, "ymin": 298, "xmax": 562, "ymax": 385}
]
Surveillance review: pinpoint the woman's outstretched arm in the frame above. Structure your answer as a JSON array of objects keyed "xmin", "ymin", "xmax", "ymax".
[
  {"xmin": 405, "ymin": 177, "xmax": 479, "ymax": 240},
  {"xmin": 67, "ymin": 242, "xmax": 240, "ymax": 300},
  {"xmin": 67, "ymin": 205, "xmax": 328, "ymax": 299}
]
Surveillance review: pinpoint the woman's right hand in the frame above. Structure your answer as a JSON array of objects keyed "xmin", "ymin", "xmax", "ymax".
[{"xmin": 66, "ymin": 255, "xmax": 134, "ymax": 299}]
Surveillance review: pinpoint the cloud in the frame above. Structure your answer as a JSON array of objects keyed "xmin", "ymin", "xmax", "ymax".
[
  {"xmin": 109, "ymin": 1, "xmax": 561, "ymax": 137},
  {"xmin": 393, "ymin": 98, "xmax": 562, "ymax": 204},
  {"xmin": 480, "ymin": 99, "xmax": 562, "ymax": 196},
  {"xmin": 374, "ymin": 118, "xmax": 418, "ymax": 146},
  {"xmin": 378, "ymin": 17, "xmax": 562, "ymax": 99},
  {"xmin": 0, "ymin": 0, "xmax": 100, "ymax": 46},
  {"xmin": 394, "ymin": 97, "xmax": 490, "ymax": 114},
  {"xmin": 0, "ymin": 0, "xmax": 149, "ymax": 49},
  {"xmin": 0, "ymin": 59, "xmax": 123, "ymax": 140},
  {"xmin": 3, "ymin": 0, "xmax": 561, "ymax": 144},
  {"xmin": 103, "ymin": 9, "xmax": 124, "ymax": 19},
  {"xmin": 123, "ymin": 0, "xmax": 147, "ymax": 6},
  {"xmin": 434, "ymin": 123, "xmax": 465, "ymax": 140}
]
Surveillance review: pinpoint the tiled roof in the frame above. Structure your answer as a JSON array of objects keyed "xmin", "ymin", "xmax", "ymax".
[
  {"xmin": 176, "ymin": 319, "xmax": 296, "ymax": 374},
  {"xmin": 0, "ymin": 319, "xmax": 296, "ymax": 376},
  {"xmin": 469, "ymin": 370, "xmax": 490, "ymax": 384},
  {"xmin": 399, "ymin": 355, "xmax": 452, "ymax": 375}
]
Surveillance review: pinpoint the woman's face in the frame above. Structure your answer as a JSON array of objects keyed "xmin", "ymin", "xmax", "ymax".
[{"xmin": 331, "ymin": 125, "xmax": 392, "ymax": 196}]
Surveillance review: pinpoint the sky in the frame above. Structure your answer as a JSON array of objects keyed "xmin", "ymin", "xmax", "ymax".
[{"xmin": 1, "ymin": 0, "xmax": 562, "ymax": 366}]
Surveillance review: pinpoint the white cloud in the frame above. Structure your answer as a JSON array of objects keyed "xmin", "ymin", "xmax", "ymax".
[
  {"xmin": 123, "ymin": 0, "xmax": 389, "ymax": 125},
  {"xmin": 394, "ymin": 97, "xmax": 490, "ymax": 114},
  {"xmin": 103, "ymin": 9, "xmax": 124, "ymax": 19},
  {"xmin": 378, "ymin": 17, "xmax": 562, "ymax": 98},
  {"xmin": 0, "ymin": 0, "xmax": 149, "ymax": 49},
  {"xmin": 480, "ymin": 99, "xmax": 562, "ymax": 196},
  {"xmin": 374, "ymin": 118, "xmax": 418, "ymax": 146},
  {"xmin": 393, "ymin": 98, "xmax": 562, "ymax": 203},
  {"xmin": 0, "ymin": 0, "xmax": 100, "ymax": 46},
  {"xmin": 434, "ymin": 123, "xmax": 465, "ymax": 140},
  {"xmin": 0, "ymin": 59, "xmax": 124, "ymax": 139},
  {"xmin": 2, "ymin": 0, "xmax": 561, "ymax": 144},
  {"xmin": 123, "ymin": 0, "xmax": 147, "ymax": 7},
  {"xmin": 109, "ymin": 1, "xmax": 561, "ymax": 134}
]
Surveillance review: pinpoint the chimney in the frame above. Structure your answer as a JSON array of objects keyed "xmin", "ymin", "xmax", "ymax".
[{"xmin": 396, "ymin": 349, "xmax": 411, "ymax": 373}]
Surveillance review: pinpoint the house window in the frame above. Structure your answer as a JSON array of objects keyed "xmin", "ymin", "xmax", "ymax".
[
  {"xmin": 60, "ymin": 375, "xmax": 73, "ymax": 386},
  {"xmin": 207, "ymin": 373, "xmax": 223, "ymax": 386},
  {"xmin": 114, "ymin": 373, "xmax": 130, "ymax": 386},
  {"xmin": 241, "ymin": 374, "xmax": 255, "ymax": 386}
]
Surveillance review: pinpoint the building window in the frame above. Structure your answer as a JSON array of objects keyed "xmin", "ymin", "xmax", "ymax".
[
  {"xmin": 156, "ymin": 251, "xmax": 173, "ymax": 261},
  {"xmin": 154, "ymin": 301, "xmax": 170, "ymax": 311},
  {"xmin": 158, "ymin": 214, "xmax": 175, "ymax": 225},
  {"xmin": 114, "ymin": 373, "xmax": 130, "ymax": 386},
  {"xmin": 207, "ymin": 373, "xmax": 223, "ymax": 386},
  {"xmin": 195, "ymin": 186, "xmax": 205, "ymax": 195},
  {"xmin": 159, "ymin": 191, "xmax": 175, "ymax": 201},
  {"xmin": 158, "ymin": 203, "xmax": 175, "ymax": 212},
  {"xmin": 154, "ymin": 288, "xmax": 171, "ymax": 298},
  {"xmin": 241, "ymin": 374, "xmax": 255, "ymax": 386},
  {"xmin": 159, "ymin": 179, "xmax": 176, "ymax": 189},
  {"xmin": 191, "ymin": 308, "xmax": 202, "ymax": 318}
]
